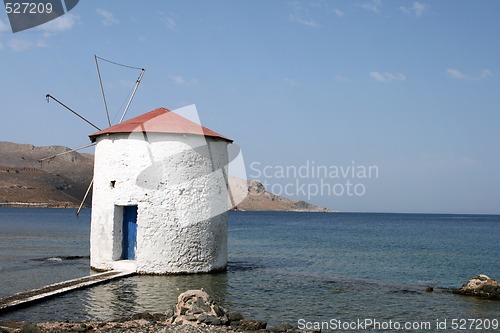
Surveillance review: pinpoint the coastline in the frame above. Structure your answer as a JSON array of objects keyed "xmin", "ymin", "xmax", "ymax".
[{"xmin": 0, "ymin": 317, "xmax": 311, "ymax": 333}]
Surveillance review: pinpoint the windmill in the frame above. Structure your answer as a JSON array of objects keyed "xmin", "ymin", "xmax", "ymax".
[
  {"xmin": 40, "ymin": 55, "xmax": 145, "ymax": 216},
  {"xmin": 40, "ymin": 56, "xmax": 248, "ymax": 274}
]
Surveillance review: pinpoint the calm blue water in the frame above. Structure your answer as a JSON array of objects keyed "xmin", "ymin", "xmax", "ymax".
[{"xmin": 1, "ymin": 208, "xmax": 499, "ymax": 331}]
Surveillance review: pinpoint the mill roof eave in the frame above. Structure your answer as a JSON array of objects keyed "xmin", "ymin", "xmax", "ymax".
[{"xmin": 89, "ymin": 107, "xmax": 233, "ymax": 143}]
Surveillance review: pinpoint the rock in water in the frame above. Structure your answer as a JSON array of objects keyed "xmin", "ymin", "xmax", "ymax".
[
  {"xmin": 454, "ymin": 274, "xmax": 500, "ymax": 300},
  {"xmin": 172, "ymin": 289, "xmax": 230, "ymax": 326},
  {"xmin": 170, "ymin": 289, "xmax": 268, "ymax": 329}
]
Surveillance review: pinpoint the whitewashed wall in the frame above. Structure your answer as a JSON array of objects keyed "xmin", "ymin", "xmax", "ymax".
[{"xmin": 90, "ymin": 132, "xmax": 229, "ymax": 274}]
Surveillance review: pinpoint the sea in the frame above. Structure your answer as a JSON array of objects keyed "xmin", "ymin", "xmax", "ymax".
[{"xmin": 0, "ymin": 208, "xmax": 499, "ymax": 332}]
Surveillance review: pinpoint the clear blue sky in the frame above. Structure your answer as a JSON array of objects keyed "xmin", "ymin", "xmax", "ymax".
[{"xmin": 1, "ymin": 1, "xmax": 499, "ymax": 214}]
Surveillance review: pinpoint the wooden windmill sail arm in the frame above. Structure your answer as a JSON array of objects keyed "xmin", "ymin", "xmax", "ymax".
[
  {"xmin": 76, "ymin": 178, "xmax": 93, "ymax": 216},
  {"xmin": 119, "ymin": 68, "xmax": 145, "ymax": 124},
  {"xmin": 38, "ymin": 143, "xmax": 96, "ymax": 163},
  {"xmin": 46, "ymin": 94, "xmax": 101, "ymax": 131},
  {"xmin": 94, "ymin": 55, "xmax": 112, "ymax": 128}
]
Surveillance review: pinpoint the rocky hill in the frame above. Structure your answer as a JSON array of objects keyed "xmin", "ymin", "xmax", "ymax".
[
  {"xmin": 0, "ymin": 142, "xmax": 332, "ymax": 212},
  {"xmin": 0, "ymin": 142, "xmax": 94, "ymax": 208}
]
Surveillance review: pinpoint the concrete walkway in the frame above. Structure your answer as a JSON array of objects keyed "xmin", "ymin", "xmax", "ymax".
[{"xmin": 0, "ymin": 270, "xmax": 136, "ymax": 313}]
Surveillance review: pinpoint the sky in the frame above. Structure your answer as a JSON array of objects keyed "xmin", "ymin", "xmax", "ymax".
[{"xmin": 1, "ymin": 0, "xmax": 499, "ymax": 214}]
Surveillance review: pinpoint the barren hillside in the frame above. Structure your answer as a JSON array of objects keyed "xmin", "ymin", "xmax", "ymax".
[{"xmin": 0, "ymin": 142, "xmax": 94, "ymax": 207}]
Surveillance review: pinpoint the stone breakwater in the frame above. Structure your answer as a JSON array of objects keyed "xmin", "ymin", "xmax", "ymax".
[{"xmin": 0, "ymin": 289, "xmax": 316, "ymax": 333}]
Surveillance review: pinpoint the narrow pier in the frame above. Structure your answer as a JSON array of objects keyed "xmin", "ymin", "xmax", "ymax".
[{"xmin": 0, "ymin": 270, "xmax": 136, "ymax": 313}]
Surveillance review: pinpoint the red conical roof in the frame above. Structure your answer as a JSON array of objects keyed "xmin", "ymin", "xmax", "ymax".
[{"xmin": 89, "ymin": 107, "xmax": 232, "ymax": 143}]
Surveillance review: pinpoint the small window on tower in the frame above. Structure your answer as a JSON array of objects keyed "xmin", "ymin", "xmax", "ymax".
[{"xmin": 110, "ymin": 180, "xmax": 116, "ymax": 188}]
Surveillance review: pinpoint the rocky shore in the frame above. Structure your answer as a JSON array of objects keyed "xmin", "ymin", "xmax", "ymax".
[{"xmin": 0, "ymin": 290, "xmax": 315, "ymax": 333}]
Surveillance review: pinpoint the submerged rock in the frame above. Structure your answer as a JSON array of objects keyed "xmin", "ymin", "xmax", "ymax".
[{"xmin": 454, "ymin": 274, "xmax": 500, "ymax": 300}]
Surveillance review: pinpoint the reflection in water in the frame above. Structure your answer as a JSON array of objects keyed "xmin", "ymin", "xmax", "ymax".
[{"xmin": 83, "ymin": 272, "xmax": 229, "ymax": 321}]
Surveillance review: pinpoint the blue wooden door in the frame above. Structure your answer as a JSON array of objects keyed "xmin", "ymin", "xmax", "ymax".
[{"xmin": 122, "ymin": 205, "xmax": 138, "ymax": 260}]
